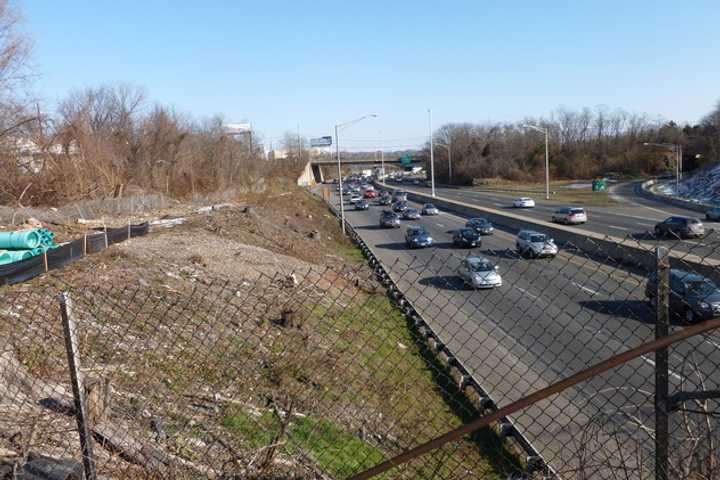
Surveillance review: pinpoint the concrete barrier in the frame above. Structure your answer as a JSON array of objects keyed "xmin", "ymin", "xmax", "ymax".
[
  {"xmin": 376, "ymin": 183, "xmax": 720, "ymax": 280},
  {"xmin": 638, "ymin": 179, "xmax": 712, "ymax": 213}
]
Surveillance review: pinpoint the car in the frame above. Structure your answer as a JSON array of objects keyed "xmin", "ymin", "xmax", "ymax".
[
  {"xmin": 349, "ymin": 193, "xmax": 362, "ymax": 203},
  {"xmin": 377, "ymin": 195, "xmax": 393, "ymax": 206},
  {"xmin": 458, "ymin": 256, "xmax": 502, "ymax": 289},
  {"xmin": 516, "ymin": 230, "xmax": 558, "ymax": 258},
  {"xmin": 405, "ymin": 226, "xmax": 433, "ymax": 248},
  {"xmin": 466, "ymin": 218, "xmax": 494, "ymax": 235},
  {"xmin": 392, "ymin": 201, "xmax": 408, "ymax": 213},
  {"xmin": 392, "ymin": 191, "xmax": 408, "ymax": 202},
  {"xmin": 379, "ymin": 210, "xmax": 401, "ymax": 228},
  {"xmin": 645, "ymin": 269, "xmax": 720, "ymax": 323},
  {"xmin": 706, "ymin": 207, "xmax": 720, "ymax": 221},
  {"xmin": 552, "ymin": 207, "xmax": 588, "ymax": 225},
  {"xmin": 425, "ymin": 180, "xmax": 433, "ymax": 188},
  {"xmin": 513, "ymin": 197, "xmax": 536, "ymax": 208},
  {"xmin": 654, "ymin": 216, "xmax": 705, "ymax": 239},
  {"xmin": 402, "ymin": 208, "xmax": 421, "ymax": 220},
  {"xmin": 364, "ymin": 190, "xmax": 378, "ymax": 199},
  {"xmin": 413, "ymin": 179, "xmax": 421, "ymax": 185},
  {"xmin": 453, "ymin": 228, "xmax": 482, "ymax": 248},
  {"xmin": 355, "ymin": 199, "xmax": 370, "ymax": 210},
  {"xmin": 421, "ymin": 203, "xmax": 439, "ymax": 215}
]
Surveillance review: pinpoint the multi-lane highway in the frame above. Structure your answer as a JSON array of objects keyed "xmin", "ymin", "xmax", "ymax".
[
  {"xmin": 401, "ymin": 181, "xmax": 719, "ymax": 251},
  {"xmin": 327, "ymin": 183, "xmax": 720, "ymax": 477}
]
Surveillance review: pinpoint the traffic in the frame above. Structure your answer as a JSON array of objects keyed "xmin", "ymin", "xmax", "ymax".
[{"xmin": 332, "ymin": 174, "xmax": 720, "ymax": 323}]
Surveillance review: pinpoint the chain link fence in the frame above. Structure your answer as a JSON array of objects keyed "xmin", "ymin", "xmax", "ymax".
[{"xmin": 1, "ymin": 204, "xmax": 720, "ymax": 479}]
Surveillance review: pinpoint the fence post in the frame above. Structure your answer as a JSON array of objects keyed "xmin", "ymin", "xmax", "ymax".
[
  {"xmin": 655, "ymin": 246, "xmax": 670, "ymax": 480},
  {"xmin": 59, "ymin": 292, "xmax": 97, "ymax": 480}
]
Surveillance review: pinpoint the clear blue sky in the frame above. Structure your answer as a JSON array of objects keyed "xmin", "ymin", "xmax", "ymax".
[{"xmin": 22, "ymin": 0, "xmax": 720, "ymax": 151}]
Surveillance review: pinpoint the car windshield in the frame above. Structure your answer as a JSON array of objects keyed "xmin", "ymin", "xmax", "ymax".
[
  {"xmin": 409, "ymin": 229, "xmax": 425, "ymax": 236},
  {"xmin": 469, "ymin": 261, "xmax": 494, "ymax": 272},
  {"xmin": 424, "ymin": 204, "xmax": 435, "ymax": 209},
  {"xmin": 530, "ymin": 234, "xmax": 547, "ymax": 243},
  {"xmin": 462, "ymin": 229, "xmax": 476, "ymax": 237},
  {"xmin": 570, "ymin": 209, "xmax": 584, "ymax": 214},
  {"xmin": 689, "ymin": 218, "xmax": 702, "ymax": 224},
  {"xmin": 686, "ymin": 279, "xmax": 718, "ymax": 297},
  {"xmin": 406, "ymin": 209, "xmax": 417, "ymax": 214}
]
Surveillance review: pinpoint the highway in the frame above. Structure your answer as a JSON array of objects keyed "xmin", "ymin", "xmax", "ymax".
[
  {"xmin": 327, "ymin": 185, "xmax": 720, "ymax": 477},
  {"xmin": 396, "ymin": 181, "xmax": 720, "ymax": 259}
]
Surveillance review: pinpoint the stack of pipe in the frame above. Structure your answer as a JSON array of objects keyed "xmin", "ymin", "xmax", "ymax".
[{"xmin": 0, "ymin": 228, "xmax": 58, "ymax": 266}]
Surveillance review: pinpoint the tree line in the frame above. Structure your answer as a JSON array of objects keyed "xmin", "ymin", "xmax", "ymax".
[{"xmin": 428, "ymin": 104, "xmax": 720, "ymax": 185}]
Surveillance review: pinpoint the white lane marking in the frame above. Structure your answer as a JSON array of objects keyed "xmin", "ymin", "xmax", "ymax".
[
  {"xmin": 608, "ymin": 225, "xmax": 629, "ymax": 231},
  {"xmin": 572, "ymin": 282, "xmax": 598, "ymax": 296},
  {"xmin": 514, "ymin": 286, "xmax": 539, "ymax": 301},
  {"xmin": 492, "ymin": 202, "xmax": 503, "ymax": 207},
  {"xmin": 683, "ymin": 241, "xmax": 711, "ymax": 248},
  {"xmin": 436, "ymin": 223, "xmax": 445, "ymax": 228},
  {"xmin": 641, "ymin": 355, "xmax": 684, "ymax": 381},
  {"xmin": 637, "ymin": 222, "xmax": 654, "ymax": 227}
]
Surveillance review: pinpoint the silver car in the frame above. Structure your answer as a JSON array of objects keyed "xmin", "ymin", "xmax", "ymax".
[
  {"xmin": 421, "ymin": 203, "xmax": 439, "ymax": 215},
  {"xmin": 458, "ymin": 256, "xmax": 502, "ymax": 289},
  {"xmin": 516, "ymin": 230, "xmax": 558, "ymax": 258}
]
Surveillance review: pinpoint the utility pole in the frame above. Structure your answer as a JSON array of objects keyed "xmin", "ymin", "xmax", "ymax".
[{"xmin": 428, "ymin": 108, "xmax": 435, "ymax": 197}]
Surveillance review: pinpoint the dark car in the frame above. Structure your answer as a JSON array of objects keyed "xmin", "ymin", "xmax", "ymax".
[
  {"xmin": 392, "ymin": 201, "xmax": 408, "ymax": 213},
  {"xmin": 379, "ymin": 210, "xmax": 401, "ymax": 228},
  {"xmin": 646, "ymin": 269, "xmax": 720, "ymax": 323},
  {"xmin": 355, "ymin": 199, "xmax": 370, "ymax": 210},
  {"xmin": 466, "ymin": 218, "xmax": 494, "ymax": 235},
  {"xmin": 402, "ymin": 208, "xmax": 421, "ymax": 220},
  {"xmin": 654, "ymin": 216, "xmax": 705, "ymax": 238},
  {"xmin": 377, "ymin": 195, "xmax": 392, "ymax": 206},
  {"xmin": 453, "ymin": 228, "xmax": 482, "ymax": 248},
  {"xmin": 405, "ymin": 226, "xmax": 433, "ymax": 248},
  {"xmin": 706, "ymin": 207, "xmax": 720, "ymax": 222}
]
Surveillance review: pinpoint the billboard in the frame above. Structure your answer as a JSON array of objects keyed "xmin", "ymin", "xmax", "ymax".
[
  {"xmin": 224, "ymin": 123, "xmax": 251, "ymax": 134},
  {"xmin": 310, "ymin": 136, "xmax": 333, "ymax": 147}
]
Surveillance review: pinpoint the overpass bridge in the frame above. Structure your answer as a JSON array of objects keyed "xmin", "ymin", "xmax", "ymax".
[{"xmin": 302, "ymin": 156, "xmax": 424, "ymax": 184}]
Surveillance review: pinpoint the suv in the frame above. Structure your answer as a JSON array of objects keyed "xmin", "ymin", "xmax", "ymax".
[
  {"xmin": 405, "ymin": 226, "xmax": 433, "ymax": 248},
  {"xmin": 654, "ymin": 217, "xmax": 705, "ymax": 238},
  {"xmin": 379, "ymin": 211, "xmax": 401, "ymax": 228},
  {"xmin": 392, "ymin": 191, "xmax": 408, "ymax": 202},
  {"xmin": 466, "ymin": 218, "xmax": 494, "ymax": 235},
  {"xmin": 645, "ymin": 269, "xmax": 720, "ymax": 323},
  {"xmin": 516, "ymin": 230, "xmax": 558, "ymax": 258},
  {"xmin": 552, "ymin": 207, "xmax": 587, "ymax": 225}
]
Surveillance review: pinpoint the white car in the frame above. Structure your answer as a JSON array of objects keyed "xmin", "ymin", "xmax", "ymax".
[
  {"xmin": 552, "ymin": 207, "xmax": 587, "ymax": 225},
  {"xmin": 458, "ymin": 256, "xmax": 502, "ymax": 289},
  {"xmin": 349, "ymin": 193, "xmax": 362, "ymax": 203},
  {"xmin": 516, "ymin": 230, "xmax": 558, "ymax": 258},
  {"xmin": 513, "ymin": 197, "xmax": 536, "ymax": 208}
]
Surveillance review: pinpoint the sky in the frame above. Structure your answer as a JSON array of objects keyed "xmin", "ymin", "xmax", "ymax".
[{"xmin": 21, "ymin": 0, "xmax": 720, "ymax": 151}]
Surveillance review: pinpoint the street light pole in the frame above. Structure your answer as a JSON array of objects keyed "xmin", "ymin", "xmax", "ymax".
[
  {"xmin": 381, "ymin": 149, "xmax": 385, "ymax": 185},
  {"xmin": 428, "ymin": 109, "xmax": 435, "ymax": 197},
  {"xmin": 523, "ymin": 124, "xmax": 550, "ymax": 200},
  {"xmin": 335, "ymin": 114, "xmax": 378, "ymax": 234},
  {"xmin": 335, "ymin": 124, "xmax": 344, "ymax": 234},
  {"xmin": 643, "ymin": 142, "xmax": 682, "ymax": 192}
]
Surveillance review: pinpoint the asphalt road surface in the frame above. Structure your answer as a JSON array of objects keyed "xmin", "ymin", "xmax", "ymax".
[
  {"xmin": 395, "ymin": 181, "xmax": 720, "ymax": 259},
  {"xmin": 326, "ymin": 186, "xmax": 720, "ymax": 477}
]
